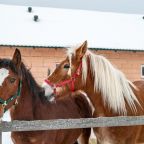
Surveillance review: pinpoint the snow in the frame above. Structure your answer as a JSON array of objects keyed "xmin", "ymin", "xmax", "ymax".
[
  {"xmin": 0, "ymin": 4, "xmax": 144, "ymax": 50},
  {"xmin": 2, "ymin": 111, "xmax": 13, "ymax": 144}
]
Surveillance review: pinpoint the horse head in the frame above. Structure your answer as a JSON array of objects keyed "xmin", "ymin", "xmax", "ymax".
[
  {"xmin": 0, "ymin": 49, "xmax": 22, "ymax": 117},
  {"xmin": 42, "ymin": 40, "xmax": 88, "ymax": 100}
]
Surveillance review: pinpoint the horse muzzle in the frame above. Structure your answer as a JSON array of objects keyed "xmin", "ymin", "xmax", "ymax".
[{"xmin": 42, "ymin": 81, "xmax": 56, "ymax": 101}]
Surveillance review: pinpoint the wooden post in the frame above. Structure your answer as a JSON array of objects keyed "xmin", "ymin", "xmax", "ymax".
[
  {"xmin": 0, "ymin": 131, "xmax": 2, "ymax": 144},
  {"xmin": 0, "ymin": 120, "xmax": 2, "ymax": 144}
]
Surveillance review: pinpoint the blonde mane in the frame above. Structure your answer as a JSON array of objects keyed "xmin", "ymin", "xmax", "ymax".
[{"xmin": 68, "ymin": 48, "xmax": 141, "ymax": 114}]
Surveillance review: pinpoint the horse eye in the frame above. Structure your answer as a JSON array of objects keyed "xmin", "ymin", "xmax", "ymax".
[
  {"xmin": 64, "ymin": 64, "xmax": 70, "ymax": 69},
  {"xmin": 8, "ymin": 77, "xmax": 16, "ymax": 83}
]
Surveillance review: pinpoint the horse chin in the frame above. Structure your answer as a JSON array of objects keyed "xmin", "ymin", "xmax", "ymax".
[
  {"xmin": 47, "ymin": 94, "xmax": 56, "ymax": 102},
  {"xmin": 44, "ymin": 92, "xmax": 56, "ymax": 102}
]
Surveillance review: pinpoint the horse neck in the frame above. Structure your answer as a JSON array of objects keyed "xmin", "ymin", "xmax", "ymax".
[
  {"xmin": 76, "ymin": 65, "xmax": 115, "ymax": 117},
  {"xmin": 10, "ymin": 80, "xmax": 35, "ymax": 120}
]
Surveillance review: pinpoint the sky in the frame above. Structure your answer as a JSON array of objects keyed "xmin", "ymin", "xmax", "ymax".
[{"xmin": 0, "ymin": 0, "xmax": 144, "ymax": 14}]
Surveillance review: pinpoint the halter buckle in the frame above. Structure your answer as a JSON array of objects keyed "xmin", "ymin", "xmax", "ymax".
[
  {"xmin": 3, "ymin": 101, "xmax": 7, "ymax": 106},
  {"xmin": 1, "ymin": 102, "xmax": 7, "ymax": 112},
  {"xmin": 15, "ymin": 99, "xmax": 18, "ymax": 105}
]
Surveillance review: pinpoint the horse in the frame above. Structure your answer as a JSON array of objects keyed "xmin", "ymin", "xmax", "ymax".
[
  {"xmin": 0, "ymin": 49, "xmax": 93, "ymax": 144},
  {"xmin": 43, "ymin": 41, "xmax": 144, "ymax": 144}
]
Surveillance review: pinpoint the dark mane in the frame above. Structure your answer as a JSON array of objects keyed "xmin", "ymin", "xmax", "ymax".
[
  {"xmin": 0, "ymin": 58, "xmax": 46, "ymax": 103},
  {"xmin": 0, "ymin": 58, "xmax": 18, "ymax": 74},
  {"xmin": 20, "ymin": 62, "xmax": 47, "ymax": 103}
]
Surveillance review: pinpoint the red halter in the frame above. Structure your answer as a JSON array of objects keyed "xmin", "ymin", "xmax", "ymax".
[{"xmin": 44, "ymin": 62, "xmax": 82, "ymax": 95}]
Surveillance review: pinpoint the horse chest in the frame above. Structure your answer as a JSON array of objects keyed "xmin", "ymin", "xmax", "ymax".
[
  {"xmin": 95, "ymin": 127, "xmax": 117, "ymax": 144},
  {"xmin": 12, "ymin": 132, "xmax": 45, "ymax": 144}
]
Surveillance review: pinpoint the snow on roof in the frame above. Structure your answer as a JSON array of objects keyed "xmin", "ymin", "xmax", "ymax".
[{"xmin": 0, "ymin": 4, "xmax": 144, "ymax": 50}]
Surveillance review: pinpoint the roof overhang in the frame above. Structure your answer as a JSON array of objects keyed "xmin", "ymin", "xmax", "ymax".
[{"xmin": 0, "ymin": 4, "xmax": 144, "ymax": 51}]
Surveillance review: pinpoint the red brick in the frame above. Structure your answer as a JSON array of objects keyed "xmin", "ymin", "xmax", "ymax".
[{"xmin": 1, "ymin": 46, "xmax": 144, "ymax": 83}]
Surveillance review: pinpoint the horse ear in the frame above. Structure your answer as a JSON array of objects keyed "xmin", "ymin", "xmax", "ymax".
[
  {"xmin": 75, "ymin": 40, "xmax": 87, "ymax": 60},
  {"xmin": 12, "ymin": 48, "xmax": 21, "ymax": 69}
]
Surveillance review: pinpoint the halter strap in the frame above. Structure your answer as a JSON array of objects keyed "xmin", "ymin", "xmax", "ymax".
[
  {"xmin": 0, "ymin": 80, "xmax": 22, "ymax": 112},
  {"xmin": 45, "ymin": 62, "xmax": 82, "ymax": 95}
]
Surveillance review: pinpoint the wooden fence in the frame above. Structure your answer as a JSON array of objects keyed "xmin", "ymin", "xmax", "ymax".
[{"xmin": 1, "ymin": 116, "xmax": 144, "ymax": 144}]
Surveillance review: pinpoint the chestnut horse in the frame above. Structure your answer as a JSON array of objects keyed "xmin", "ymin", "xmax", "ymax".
[
  {"xmin": 0, "ymin": 49, "xmax": 92, "ymax": 144},
  {"xmin": 43, "ymin": 41, "xmax": 144, "ymax": 144}
]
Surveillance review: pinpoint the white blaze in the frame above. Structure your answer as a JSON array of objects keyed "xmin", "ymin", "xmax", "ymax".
[
  {"xmin": 0, "ymin": 68, "xmax": 9, "ymax": 86},
  {"xmin": 67, "ymin": 53, "xmax": 72, "ymax": 76}
]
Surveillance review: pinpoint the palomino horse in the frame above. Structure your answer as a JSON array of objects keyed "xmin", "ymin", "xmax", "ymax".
[
  {"xmin": 0, "ymin": 49, "xmax": 92, "ymax": 144},
  {"xmin": 43, "ymin": 41, "xmax": 144, "ymax": 144}
]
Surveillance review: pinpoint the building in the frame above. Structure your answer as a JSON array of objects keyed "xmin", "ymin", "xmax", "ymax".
[
  {"xmin": 1, "ymin": 4, "xmax": 144, "ymax": 144},
  {"xmin": 0, "ymin": 4, "xmax": 144, "ymax": 84}
]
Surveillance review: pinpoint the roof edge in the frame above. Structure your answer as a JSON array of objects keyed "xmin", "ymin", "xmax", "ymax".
[{"xmin": 0, "ymin": 44, "xmax": 144, "ymax": 52}]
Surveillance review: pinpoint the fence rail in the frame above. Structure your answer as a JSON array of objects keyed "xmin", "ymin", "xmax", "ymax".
[
  {"xmin": 1, "ymin": 116, "xmax": 144, "ymax": 144},
  {"xmin": 1, "ymin": 116, "xmax": 144, "ymax": 132}
]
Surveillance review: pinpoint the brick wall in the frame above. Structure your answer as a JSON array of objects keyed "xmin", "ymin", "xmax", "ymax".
[
  {"xmin": 0, "ymin": 46, "xmax": 144, "ymax": 84},
  {"xmin": 94, "ymin": 50, "xmax": 144, "ymax": 81}
]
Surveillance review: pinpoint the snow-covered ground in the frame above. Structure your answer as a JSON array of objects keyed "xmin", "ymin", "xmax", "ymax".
[{"xmin": 2, "ymin": 111, "xmax": 13, "ymax": 144}]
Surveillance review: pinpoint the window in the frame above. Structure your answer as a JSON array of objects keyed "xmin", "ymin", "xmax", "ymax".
[{"xmin": 141, "ymin": 65, "xmax": 144, "ymax": 78}]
